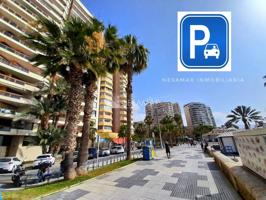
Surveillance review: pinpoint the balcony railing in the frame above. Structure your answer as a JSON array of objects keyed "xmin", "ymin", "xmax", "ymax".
[
  {"xmin": 0, "ymin": 90, "xmax": 22, "ymax": 99},
  {"xmin": 0, "ymin": 16, "xmax": 24, "ymax": 33},
  {"xmin": 1, "ymin": 3, "xmax": 29, "ymax": 23},
  {"xmin": 0, "ymin": 73, "xmax": 25, "ymax": 85},
  {"xmin": 0, "ymin": 55, "xmax": 29, "ymax": 73},
  {"xmin": 10, "ymin": 0, "xmax": 38, "ymax": 19},
  {"xmin": 0, "ymin": 42, "xmax": 30, "ymax": 60},
  {"xmin": 1, "ymin": 31, "xmax": 29, "ymax": 48}
]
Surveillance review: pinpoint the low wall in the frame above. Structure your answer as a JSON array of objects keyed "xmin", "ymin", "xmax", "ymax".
[
  {"xmin": 234, "ymin": 128, "xmax": 266, "ymax": 179},
  {"xmin": 15, "ymin": 146, "xmax": 42, "ymax": 162},
  {"xmin": 208, "ymin": 148, "xmax": 266, "ymax": 200}
]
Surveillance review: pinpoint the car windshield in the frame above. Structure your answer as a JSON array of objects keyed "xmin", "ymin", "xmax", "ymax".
[
  {"xmin": 0, "ymin": 158, "xmax": 11, "ymax": 162},
  {"xmin": 206, "ymin": 44, "xmax": 218, "ymax": 50},
  {"xmin": 37, "ymin": 155, "xmax": 49, "ymax": 159}
]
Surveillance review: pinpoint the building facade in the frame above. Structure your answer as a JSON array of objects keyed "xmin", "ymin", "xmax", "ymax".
[
  {"xmin": 145, "ymin": 102, "xmax": 182, "ymax": 126},
  {"xmin": 184, "ymin": 102, "xmax": 216, "ymax": 129},
  {"xmin": 0, "ymin": 0, "xmax": 98, "ymax": 160}
]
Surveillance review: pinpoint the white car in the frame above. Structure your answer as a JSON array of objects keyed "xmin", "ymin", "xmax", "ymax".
[
  {"xmin": 204, "ymin": 44, "xmax": 220, "ymax": 59},
  {"xmin": 0, "ymin": 157, "xmax": 22, "ymax": 173},
  {"xmin": 99, "ymin": 148, "xmax": 110, "ymax": 157},
  {"xmin": 110, "ymin": 146, "xmax": 125, "ymax": 154},
  {"xmin": 33, "ymin": 154, "xmax": 55, "ymax": 168}
]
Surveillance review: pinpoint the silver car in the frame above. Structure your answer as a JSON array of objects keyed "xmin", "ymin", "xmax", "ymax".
[{"xmin": 0, "ymin": 157, "xmax": 22, "ymax": 173}]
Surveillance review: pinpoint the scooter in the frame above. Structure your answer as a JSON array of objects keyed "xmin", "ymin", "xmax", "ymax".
[{"xmin": 11, "ymin": 165, "xmax": 25, "ymax": 187}]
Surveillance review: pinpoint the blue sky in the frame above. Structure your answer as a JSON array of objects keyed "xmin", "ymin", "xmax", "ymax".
[{"xmin": 82, "ymin": 0, "xmax": 266, "ymax": 126}]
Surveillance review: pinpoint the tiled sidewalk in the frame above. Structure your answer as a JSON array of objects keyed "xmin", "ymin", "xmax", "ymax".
[{"xmin": 43, "ymin": 145, "xmax": 242, "ymax": 200}]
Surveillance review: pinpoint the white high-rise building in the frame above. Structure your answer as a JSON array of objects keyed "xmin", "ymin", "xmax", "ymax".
[{"xmin": 184, "ymin": 102, "xmax": 216, "ymax": 129}]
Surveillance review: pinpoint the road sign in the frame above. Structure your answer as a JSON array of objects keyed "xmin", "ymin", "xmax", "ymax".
[{"xmin": 177, "ymin": 12, "xmax": 231, "ymax": 71}]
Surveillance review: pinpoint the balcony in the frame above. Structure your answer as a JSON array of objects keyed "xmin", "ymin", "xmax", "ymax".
[
  {"xmin": 0, "ymin": 16, "xmax": 25, "ymax": 36},
  {"xmin": 0, "ymin": 90, "xmax": 32, "ymax": 106},
  {"xmin": 8, "ymin": 0, "xmax": 37, "ymax": 21},
  {"xmin": 0, "ymin": 108, "xmax": 15, "ymax": 119},
  {"xmin": 0, "ymin": 31, "xmax": 35, "ymax": 55},
  {"xmin": 0, "ymin": 42, "xmax": 30, "ymax": 60},
  {"xmin": 0, "ymin": 72, "xmax": 39, "ymax": 93}
]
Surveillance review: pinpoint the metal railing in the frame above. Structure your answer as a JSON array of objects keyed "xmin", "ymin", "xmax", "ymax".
[
  {"xmin": 0, "ymin": 90, "xmax": 22, "ymax": 99},
  {"xmin": 86, "ymin": 150, "xmax": 142, "ymax": 171},
  {"xmin": 0, "ymin": 56, "xmax": 29, "ymax": 73},
  {"xmin": 0, "ymin": 43, "xmax": 30, "ymax": 60},
  {"xmin": 0, "ymin": 73, "xmax": 25, "ymax": 85}
]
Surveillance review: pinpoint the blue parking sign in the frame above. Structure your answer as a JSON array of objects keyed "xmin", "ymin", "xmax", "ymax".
[{"xmin": 177, "ymin": 12, "xmax": 231, "ymax": 71}]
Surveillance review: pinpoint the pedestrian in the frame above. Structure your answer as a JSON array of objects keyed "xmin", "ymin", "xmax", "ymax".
[{"xmin": 165, "ymin": 141, "xmax": 170, "ymax": 159}]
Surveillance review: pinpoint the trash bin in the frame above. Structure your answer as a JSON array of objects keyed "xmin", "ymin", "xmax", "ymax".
[{"xmin": 143, "ymin": 146, "xmax": 152, "ymax": 160}]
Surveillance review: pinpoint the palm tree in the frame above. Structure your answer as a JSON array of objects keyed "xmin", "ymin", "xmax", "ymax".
[
  {"xmin": 27, "ymin": 18, "xmax": 104, "ymax": 179},
  {"xmin": 144, "ymin": 115, "xmax": 153, "ymax": 138},
  {"xmin": 174, "ymin": 114, "xmax": 183, "ymax": 135},
  {"xmin": 134, "ymin": 122, "xmax": 147, "ymax": 142},
  {"xmin": 160, "ymin": 116, "xmax": 175, "ymax": 147},
  {"xmin": 226, "ymin": 106, "xmax": 262, "ymax": 129},
  {"xmin": 120, "ymin": 35, "xmax": 149, "ymax": 160},
  {"xmin": 77, "ymin": 24, "xmax": 123, "ymax": 174}
]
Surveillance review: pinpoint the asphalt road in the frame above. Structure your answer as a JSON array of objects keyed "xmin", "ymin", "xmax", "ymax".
[{"xmin": 0, "ymin": 152, "xmax": 130, "ymax": 188}]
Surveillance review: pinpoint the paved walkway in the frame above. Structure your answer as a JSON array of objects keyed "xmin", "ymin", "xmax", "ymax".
[{"xmin": 43, "ymin": 145, "xmax": 242, "ymax": 200}]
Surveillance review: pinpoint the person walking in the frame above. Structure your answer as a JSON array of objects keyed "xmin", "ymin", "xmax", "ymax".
[{"xmin": 165, "ymin": 141, "xmax": 170, "ymax": 159}]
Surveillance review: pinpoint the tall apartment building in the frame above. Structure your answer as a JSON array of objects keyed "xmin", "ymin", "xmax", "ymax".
[
  {"xmin": 112, "ymin": 71, "xmax": 128, "ymax": 133},
  {"xmin": 0, "ymin": 0, "xmax": 98, "ymax": 160},
  {"xmin": 145, "ymin": 102, "xmax": 182, "ymax": 126},
  {"xmin": 184, "ymin": 102, "xmax": 216, "ymax": 129}
]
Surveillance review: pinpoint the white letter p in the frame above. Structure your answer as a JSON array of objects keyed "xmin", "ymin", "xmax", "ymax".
[{"xmin": 190, "ymin": 25, "xmax": 210, "ymax": 59}]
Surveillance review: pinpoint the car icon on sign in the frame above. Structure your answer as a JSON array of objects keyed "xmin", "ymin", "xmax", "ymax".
[{"xmin": 204, "ymin": 44, "xmax": 220, "ymax": 59}]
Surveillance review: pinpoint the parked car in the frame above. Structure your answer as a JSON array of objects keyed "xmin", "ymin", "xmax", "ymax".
[
  {"xmin": 99, "ymin": 148, "xmax": 110, "ymax": 157},
  {"xmin": 110, "ymin": 146, "xmax": 125, "ymax": 154},
  {"xmin": 33, "ymin": 154, "xmax": 55, "ymax": 169},
  {"xmin": 88, "ymin": 148, "xmax": 97, "ymax": 159},
  {"xmin": 0, "ymin": 157, "xmax": 22, "ymax": 173}
]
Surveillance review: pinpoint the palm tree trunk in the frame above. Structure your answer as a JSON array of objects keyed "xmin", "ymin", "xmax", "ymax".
[
  {"xmin": 76, "ymin": 82, "xmax": 96, "ymax": 175},
  {"xmin": 243, "ymin": 119, "xmax": 249, "ymax": 129},
  {"xmin": 41, "ymin": 113, "xmax": 49, "ymax": 130},
  {"xmin": 64, "ymin": 67, "xmax": 83, "ymax": 180},
  {"xmin": 126, "ymin": 70, "xmax": 133, "ymax": 160}
]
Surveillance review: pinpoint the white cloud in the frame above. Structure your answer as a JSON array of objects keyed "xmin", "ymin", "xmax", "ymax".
[
  {"xmin": 133, "ymin": 100, "xmax": 145, "ymax": 122},
  {"xmin": 213, "ymin": 111, "xmax": 228, "ymax": 127}
]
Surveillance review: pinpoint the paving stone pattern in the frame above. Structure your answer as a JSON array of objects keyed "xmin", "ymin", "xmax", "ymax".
[
  {"xmin": 114, "ymin": 169, "xmax": 159, "ymax": 188},
  {"xmin": 163, "ymin": 172, "xmax": 210, "ymax": 199},
  {"xmin": 164, "ymin": 159, "xmax": 187, "ymax": 168},
  {"xmin": 43, "ymin": 189, "xmax": 89, "ymax": 200},
  {"xmin": 42, "ymin": 146, "xmax": 242, "ymax": 200}
]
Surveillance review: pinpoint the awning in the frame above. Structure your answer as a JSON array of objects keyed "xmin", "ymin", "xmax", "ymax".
[
  {"xmin": 97, "ymin": 131, "xmax": 118, "ymax": 139},
  {"xmin": 112, "ymin": 137, "xmax": 127, "ymax": 145}
]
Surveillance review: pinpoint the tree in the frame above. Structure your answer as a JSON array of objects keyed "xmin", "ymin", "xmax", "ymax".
[
  {"xmin": 118, "ymin": 124, "xmax": 128, "ymax": 138},
  {"xmin": 120, "ymin": 35, "xmax": 149, "ymax": 160},
  {"xmin": 134, "ymin": 122, "xmax": 146, "ymax": 142},
  {"xmin": 226, "ymin": 105, "xmax": 262, "ymax": 129},
  {"xmin": 77, "ymin": 24, "xmax": 123, "ymax": 174},
  {"xmin": 160, "ymin": 116, "xmax": 175, "ymax": 147},
  {"xmin": 27, "ymin": 18, "xmax": 104, "ymax": 179},
  {"xmin": 144, "ymin": 115, "xmax": 153, "ymax": 138},
  {"xmin": 193, "ymin": 125, "xmax": 214, "ymax": 139},
  {"xmin": 173, "ymin": 114, "xmax": 184, "ymax": 138},
  {"xmin": 76, "ymin": 18, "xmax": 105, "ymax": 175}
]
